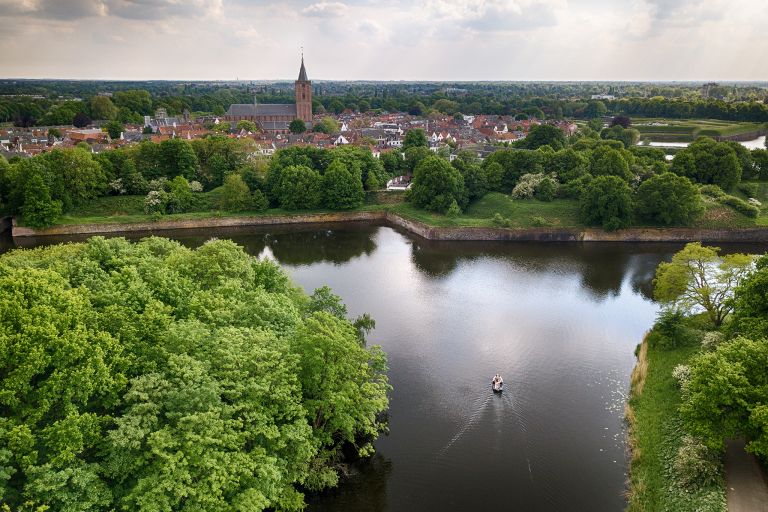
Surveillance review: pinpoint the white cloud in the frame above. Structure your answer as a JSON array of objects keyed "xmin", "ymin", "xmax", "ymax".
[{"xmin": 301, "ymin": 1, "xmax": 348, "ymax": 18}]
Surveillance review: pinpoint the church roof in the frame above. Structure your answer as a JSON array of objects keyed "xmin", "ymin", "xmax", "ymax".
[
  {"xmin": 298, "ymin": 57, "xmax": 308, "ymax": 81},
  {"xmin": 226, "ymin": 103, "xmax": 297, "ymax": 117}
]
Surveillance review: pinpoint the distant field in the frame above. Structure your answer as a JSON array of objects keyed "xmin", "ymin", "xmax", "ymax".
[{"xmin": 633, "ymin": 118, "xmax": 767, "ymax": 142}]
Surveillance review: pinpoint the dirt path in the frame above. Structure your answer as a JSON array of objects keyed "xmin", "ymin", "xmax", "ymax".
[{"xmin": 725, "ymin": 439, "xmax": 768, "ymax": 512}]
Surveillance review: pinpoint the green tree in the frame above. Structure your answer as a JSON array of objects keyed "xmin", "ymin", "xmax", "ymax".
[
  {"xmin": 104, "ymin": 120, "xmax": 124, "ymax": 140},
  {"xmin": 671, "ymin": 137, "xmax": 741, "ymax": 190},
  {"xmin": 311, "ymin": 117, "xmax": 340, "ymax": 134},
  {"xmin": 600, "ymin": 125, "xmax": 640, "ymax": 148},
  {"xmin": 635, "ymin": 172, "xmax": 703, "ymax": 225},
  {"xmin": 90, "ymin": 96, "xmax": 118, "ymax": 120},
  {"xmin": 113, "ymin": 89, "xmax": 153, "ymax": 116},
  {"xmin": 166, "ymin": 175, "xmax": 193, "ymax": 213},
  {"xmin": 236, "ymin": 120, "xmax": 259, "ymax": 133},
  {"xmin": 653, "ymin": 242, "xmax": 754, "ymax": 327},
  {"xmin": 579, "ymin": 175, "xmax": 633, "ymax": 231},
  {"xmin": 289, "ymin": 119, "xmax": 307, "ymax": 134},
  {"xmin": 275, "ymin": 165, "xmax": 322, "ymax": 210},
  {"xmin": 584, "ymin": 100, "xmax": 607, "ymax": 119},
  {"xmin": 681, "ymin": 337, "xmax": 768, "ymax": 458},
  {"xmin": 219, "ymin": 173, "xmax": 252, "ymax": 212},
  {"xmin": 590, "ymin": 146, "xmax": 633, "ymax": 181},
  {"xmin": 21, "ymin": 174, "xmax": 62, "ymax": 228},
  {"xmin": 322, "ymin": 160, "xmax": 364, "ymax": 210},
  {"xmin": 403, "ymin": 128, "xmax": 428, "ymax": 150},
  {"xmin": 517, "ymin": 124, "xmax": 566, "ymax": 150},
  {"xmin": 727, "ymin": 255, "xmax": 768, "ymax": 339},
  {"xmin": 410, "ymin": 156, "xmax": 467, "ymax": 213},
  {"xmin": 548, "ymin": 148, "xmax": 589, "ymax": 183},
  {"xmin": 159, "ymin": 138, "xmax": 198, "ymax": 181}
]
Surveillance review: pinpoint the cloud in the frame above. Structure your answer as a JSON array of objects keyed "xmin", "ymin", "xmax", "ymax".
[
  {"xmin": 301, "ymin": 1, "xmax": 348, "ymax": 18},
  {"xmin": 0, "ymin": 0, "xmax": 106, "ymax": 19},
  {"xmin": 0, "ymin": 0, "xmax": 223, "ymax": 21}
]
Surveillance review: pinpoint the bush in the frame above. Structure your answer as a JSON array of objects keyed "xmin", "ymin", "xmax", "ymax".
[
  {"xmin": 579, "ymin": 175, "xmax": 632, "ymax": 231},
  {"xmin": 738, "ymin": 182, "xmax": 759, "ymax": 198},
  {"xmin": 717, "ymin": 194, "xmax": 760, "ymax": 218},
  {"xmin": 446, "ymin": 199, "xmax": 461, "ymax": 217},
  {"xmin": 219, "ymin": 174, "xmax": 252, "ymax": 212},
  {"xmin": 530, "ymin": 216, "xmax": 550, "ymax": 227},
  {"xmin": 672, "ymin": 364, "xmax": 691, "ymax": 389},
  {"xmin": 491, "ymin": 212, "xmax": 512, "ymax": 227},
  {"xmin": 559, "ymin": 173, "xmax": 593, "ymax": 199},
  {"xmin": 648, "ymin": 309, "xmax": 697, "ymax": 349},
  {"xmin": 535, "ymin": 176, "xmax": 557, "ymax": 202},
  {"xmin": 673, "ymin": 436, "xmax": 723, "ymax": 490},
  {"xmin": 511, "ymin": 173, "xmax": 544, "ymax": 199},
  {"xmin": 699, "ymin": 184, "xmax": 725, "ymax": 199},
  {"xmin": 701, "ymin": 331, "xmax": 724, "ymax": 352},
  {"xmin": 252, "ymin": 189, "xmax": 269, "ymax": 212}
]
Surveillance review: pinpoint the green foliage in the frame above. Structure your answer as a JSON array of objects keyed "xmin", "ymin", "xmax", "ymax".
[
  {"xmin": 236, "ymin": 120, "xmax": 258, "ymax": 133},
  {"xmin": 547, "ymin": 148, "xmax": 589, "ymax": 183},
  {"xmin": 729, "ymin": 255, "xmax": 768, "ymax": 339},
  {"xmin": 579, "ymin": 175, "xmax": 632, "ymax": 231},
  {"xmin": 20, "ymin": 174, "xmax": 62, "ymax": 228},
  {"xmin": 403, "ymin": 128, "xmax": 428, "ymax": 150},
  {"xmin": 311, "ymin": 117, "xmax": 340, "ymax": 134},
  {"xmin": 103, "ymin": 120, "xmax": 123, "ymax": 140},
  {"xmin": 671, "ymin": 137, "xmax": 742, "ymax": 190},
  {"xmin": 409, "ymin": 156, "xmax": 467, "ymax": 213},
  {"xmin": 635, "ymin": 172, "xmax": 703, "ymax": 225},
  {"xmin": 323, "ymin": 160, "xmax": 364, "ymax": 210},
  {"xmin": 653, "ymin": 242, "xmax": 754, "ymax": 327},
  {"xmin": 90, "ymin": 95, "xmax": 117, "ymax": 120},
  {"xmin": 699, "ymin": 184, "xmax": 726, "ymax": 199},
  {"xmin": 737, "ymin": 182, "xmax": 759, "ymax": 198},
  {"xmin": 483, "ymin": 149, "xmax": 543, "ymax": 192},
  {"xmin": 673, "ymin": 436, "xmax": 723, "ymax": 490},
  {"xmin": 159, "ymin": 138, "xmax": 199, "ymax": 182},
  {"xmin": 166, "ymin": 175, "xmax": 193, "ymax": 213},
  {"xmin": 458, "ymin": 163, "xmax": 488, "ymax": 202},
  {"xmin": 558, "ymin": 173, "xmax": 593, "ymax": 199},
  {"xmin": 275, "ymin": 165, "xmax": 323, "ymax": 210},
  {"xmin": 681, "ymin": 337, "xmax": 768, "ymax": 457},
  {"xmin": 600, "ymin": 125, "xmax": 640, "ymax": 148},
  {"xmin": 446, "ymin": 199, "xmax": 461, "ymax": 217},
  {"xmin": 717, "ymin": 194, "xmax": 760, "ymax": 218},
  {"xmin": 590, "ymin": 145, "xmax": 633, "ymax": 181},
  {"xmin": 289, "ymin": 119, "xmax": 307, "ymax": 134},
  {"xmin": 516, "ymin": 124, "xmax": 566, "ymax": 150},
  {"xmin": 219, "ymin": 173, "xmax": 252, "ymax": 212},
  {"xmin": 647, "ymin": 310, "xmax": 698, "ymax": 350},
  {"xmin": 251, "ymin": 189, "xmax": 269, "ymax": 212},
  {"xmin": 0, "ymin": 237, "xmax": 389, "ymax": 510},
  {"xmin": 534, "ymin": 176, "xmax": 557, "ymax": 202}
]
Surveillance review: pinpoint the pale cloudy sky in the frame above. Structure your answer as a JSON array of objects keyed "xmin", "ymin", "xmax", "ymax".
[{"xmin": 0, "ymin": 0, "xmax": 766, "ymax": 81}]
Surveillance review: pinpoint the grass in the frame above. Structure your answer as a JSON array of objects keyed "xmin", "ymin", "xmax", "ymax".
[
  {"xmin": 634, "ymin": 118, "xmax": 767, "ymax": 143},
  {"xmin": 626, "ymin": 334, "xmax": 726, "ymax": 512}
]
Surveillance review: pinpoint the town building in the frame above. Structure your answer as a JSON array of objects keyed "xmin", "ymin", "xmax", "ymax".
[{"xmin": 224, "ymin": 56, "xmax": 313, "ymax": 134}]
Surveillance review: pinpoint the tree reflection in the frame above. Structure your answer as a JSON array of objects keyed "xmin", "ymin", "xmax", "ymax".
[
  {"xmin": 267, "ymin": 227, "xmax": 377, "ymax": 265},
  {"xmin": 305, "ymin": 452, "xmax": 393, "ymax": 512}
]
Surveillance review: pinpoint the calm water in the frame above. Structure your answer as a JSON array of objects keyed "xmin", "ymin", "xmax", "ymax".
[
  {"xmin": 2, "ymin": 225, "xmax": 764, "ymax": 511},
  {"xmin": 647, "ymin": 135, "xmax": 766, "ymax": 149}
]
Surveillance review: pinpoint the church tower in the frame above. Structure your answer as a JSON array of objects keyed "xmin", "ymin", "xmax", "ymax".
[{"xmin": 295, "ymin": 55, "xmax": 312, "ymax": 125}]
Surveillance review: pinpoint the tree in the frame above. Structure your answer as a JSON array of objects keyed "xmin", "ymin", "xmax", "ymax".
[
  {"xmin": 165, "ymin": 175, "xmax": 194, "ymax": 213},
  {"xmin": 289, "ymin": 119, "xmax": 307, "ymax": 134},
  {"xmin": 671, "ymin": 137, "xmax": 741, "ymax": 190},
  {"xmin": 590, "ymin": 146, "xmax": 633, "ymax": 181},
  {"xmin": 104, "ymin": 120, "xmax": 124, "ymax": 140},
  {"xmin": 311, "ymin": 117, "xmax": 340, "ymax": 134},
  {"xmin": 275, "ymin": 165, "xmax": 322, "ymax": 209},
  {"xmin": 21, "ymin": 174, "xmax": 62, "ymax": 228},
  {"xmin": 459, "ymin": 163, "xmax": 488, "ymax": 202},
  {"xmin": 219, "ymin": 173, "xmax": 252, "ymax": 212},
  {"xmin": 653, "ymin": 242, "xmax": 754, "ymax": 327},
  {"xmin": 113, "ymin": 89, "xmax": 153, "ymax": 116},
  {"xmin": 409, "ymin": 156, "xmax": 467, "ymax": 213},
  {"xmin": 380, "ymin": 150, "xmax": 404, "ymax": 176},
  {"xmin": 90, "ymin": 96, "xmax": 117, "ymax": 120},
  {"xmin": 728, "ymin": 255, "xmax": 768, "ymax": 339},
  {"xmin": 72, "ymin": 112, "xmax": 91, "ymax": 128},
  {"xmin": 322, "ymin": 160, "xmax": 364, "ymax": 210},
  {"xmin": 635, "ymin": 172, "xmax": 703, "ymax": 225},
  {"xmin": 600, "ymin": 125, "xmax": 640, "ymax": 148},
  {"xmin": 404, "ymin": 146, "xmax": 431, "ymax": 174},
  {"xmin": 681, "ymin": 337, "xmax": 768, "ymax": 457},
  {"xmin": 403, "ymin": 128, "xmax": 428, "ymax": 150},
  {"xmin": 610, "ymin": 115, "xmax": 632, "ymax": 128},
  {"xmin": 159, "ymin": 138, "xmax": 198, "ymax": 181},
  {"xmin": 548, "ymin": 148, "xmax": 589, "ymax": 183},
  {"xmin": 579, "ymin": 175, "xmax": 633, "ymax": 231},
  {"xmin": 517, "ymin": 124, "xmax": 566, "ymax": 150},
  {"xmin": 584, "ymin": 100, "xmax": 607, "ymax": 119},
  {"xmin": 236, "ymin": 120, "xmax": 259, "ymax": 133}
]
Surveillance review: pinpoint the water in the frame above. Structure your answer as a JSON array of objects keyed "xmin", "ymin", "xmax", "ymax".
[
  {"xmin": 645, "ymin": 135, "xmax": 765, "ymax": 149},
  {"xmin": 3, "ymin": 225, "xmax": 765, "ymax": 511}
]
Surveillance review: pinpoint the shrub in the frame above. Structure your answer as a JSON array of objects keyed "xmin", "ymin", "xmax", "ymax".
[
  {"xmin": 672, "ymin": 364, "xmax": 691, "ymax": 389},
  {"xmin": 699, "ymin": 184, "xmax": 726, "ymax": 199},
  {"xmin": 511, "ymin": 173, "xmax": 543, "ymax": 199},
  {"xmin": 701, "ymin": 331, "xmax": 724, "ymax": 352},
  {"xmin": 491, "ymin": 212, "xmax": 512, "ymax": 227},
  {"xmin": 559, "ymin": 173, "xmax": 593, "ymax": 199},
  {"xmin": 738, "ymin": 182, "xmax": 758, "ymax": 198},
  {"xmin": 219, "ymin": 174, "xmax": 252, "ymax": 212},
  {"xmin": 717, "ymin": 195, "xmax": 760, "ymax": 218},
  {"xmin": 446, "ymin": 199, "xmax": 461, "ymax": 217},
  {"xmin": 535, "ymin": 177, "xmax": 557, "ymax": 202},
  {"xmin": 648, "ymin": 309, "xmax": 697, "ymax": 349},
  {"xmin": 530, "ymin": 216, "xmax": 550, "ymax": 227},
  {"xmin": 579, "ymin": 175, "xmax": 632, "ymax": 231},
  {"xmin": 673, "ymin": 436, "xmax": 722, "ymax": 490},
  {"xmin": 252, "ymin": 189, "xmax": 269, "ymax": 212}
]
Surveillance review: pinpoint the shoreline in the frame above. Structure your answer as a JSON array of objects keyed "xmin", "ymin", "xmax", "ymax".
[{"xmin": 12, "ymin": 211, "xmax": 768, "ymax": 243}]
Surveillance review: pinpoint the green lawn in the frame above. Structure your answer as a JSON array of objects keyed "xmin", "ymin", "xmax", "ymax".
[{"xmin": 634, "ymin": 118, "xmax": 767, "ymax": 142}]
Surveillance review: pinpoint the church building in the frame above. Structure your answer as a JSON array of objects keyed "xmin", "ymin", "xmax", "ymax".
[{"xmin": 225, "ymin": 56, "xmax": 313, "ymax": 134}]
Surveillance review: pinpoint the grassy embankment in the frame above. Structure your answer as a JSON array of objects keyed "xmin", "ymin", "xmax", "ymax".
[
  {"xmin": 20, "ymin": 181, "xmax": 768, "ymax": 231},
  {"xmin": 634, "ymin": 119, "xmax": 767, "ymax": 143},
  {"xmin": 626, "ymin": 329, "xmax": 726, "ymax": 512}
]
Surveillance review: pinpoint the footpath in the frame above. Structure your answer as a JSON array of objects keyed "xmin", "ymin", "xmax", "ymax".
[{"xmin": 725, "ymin": 439, "xmax": 768, "ymax": 512}]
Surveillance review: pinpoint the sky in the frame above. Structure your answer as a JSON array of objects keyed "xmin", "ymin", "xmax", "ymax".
[{"xmin": 0, "ymin": 0, "xmax": 766, "ymax": 81}]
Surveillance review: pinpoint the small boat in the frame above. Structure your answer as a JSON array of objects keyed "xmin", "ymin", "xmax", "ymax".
[{"xmin": 491, "ymin": 377, "xmax": 504, "ymax": 393}]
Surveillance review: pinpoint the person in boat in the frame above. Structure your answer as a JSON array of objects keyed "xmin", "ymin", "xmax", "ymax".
[{"xmin": 491, "ymin": 374, "xmax": 503, "ymax": 390}]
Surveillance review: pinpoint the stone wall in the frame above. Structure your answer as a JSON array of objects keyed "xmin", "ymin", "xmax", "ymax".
[{"xmin": 13, "ymin": 211, "xmax": 768, "ymax": 244}]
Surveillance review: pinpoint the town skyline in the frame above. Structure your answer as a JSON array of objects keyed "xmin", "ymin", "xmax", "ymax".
[{"xmin": 1, "ymin": 0, "xmax": 767, "ymax": 81}]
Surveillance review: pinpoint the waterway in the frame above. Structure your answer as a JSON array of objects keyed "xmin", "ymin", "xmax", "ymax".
[
  {"xmin": 1, "ymin": 225, "xmax": 765, "ymax": 511},
  {"xmin": 646, "ymin": 135, "xmax": 766, "ymax": 150}
]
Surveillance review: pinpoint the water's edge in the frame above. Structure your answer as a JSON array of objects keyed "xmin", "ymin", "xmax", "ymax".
[{"xmin": 12, "ymin": 212, "xmax": 768, "ymax": 243}]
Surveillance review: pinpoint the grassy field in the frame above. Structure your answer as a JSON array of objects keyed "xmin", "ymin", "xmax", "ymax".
[
  {"xmin": 626, "ymin": 333, "xmax": 726, "ymax": 512},
  {"xmin": 634, "ymin": 118, "xmax": 767, "ymax": 143}
]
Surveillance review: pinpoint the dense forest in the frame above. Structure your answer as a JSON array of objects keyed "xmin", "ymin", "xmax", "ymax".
[
  {"xmin": 0, "ymin": 236, "xmax": 389, "ymax": 511},
  {"xmin": 2, "ymin": 80, "xmax": 768, "ymax": 127}
]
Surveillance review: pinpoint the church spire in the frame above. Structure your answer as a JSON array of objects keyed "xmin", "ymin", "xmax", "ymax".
[{"xmin": 297, "ymin": 52, "xmax": 308, "ymax": 82}]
